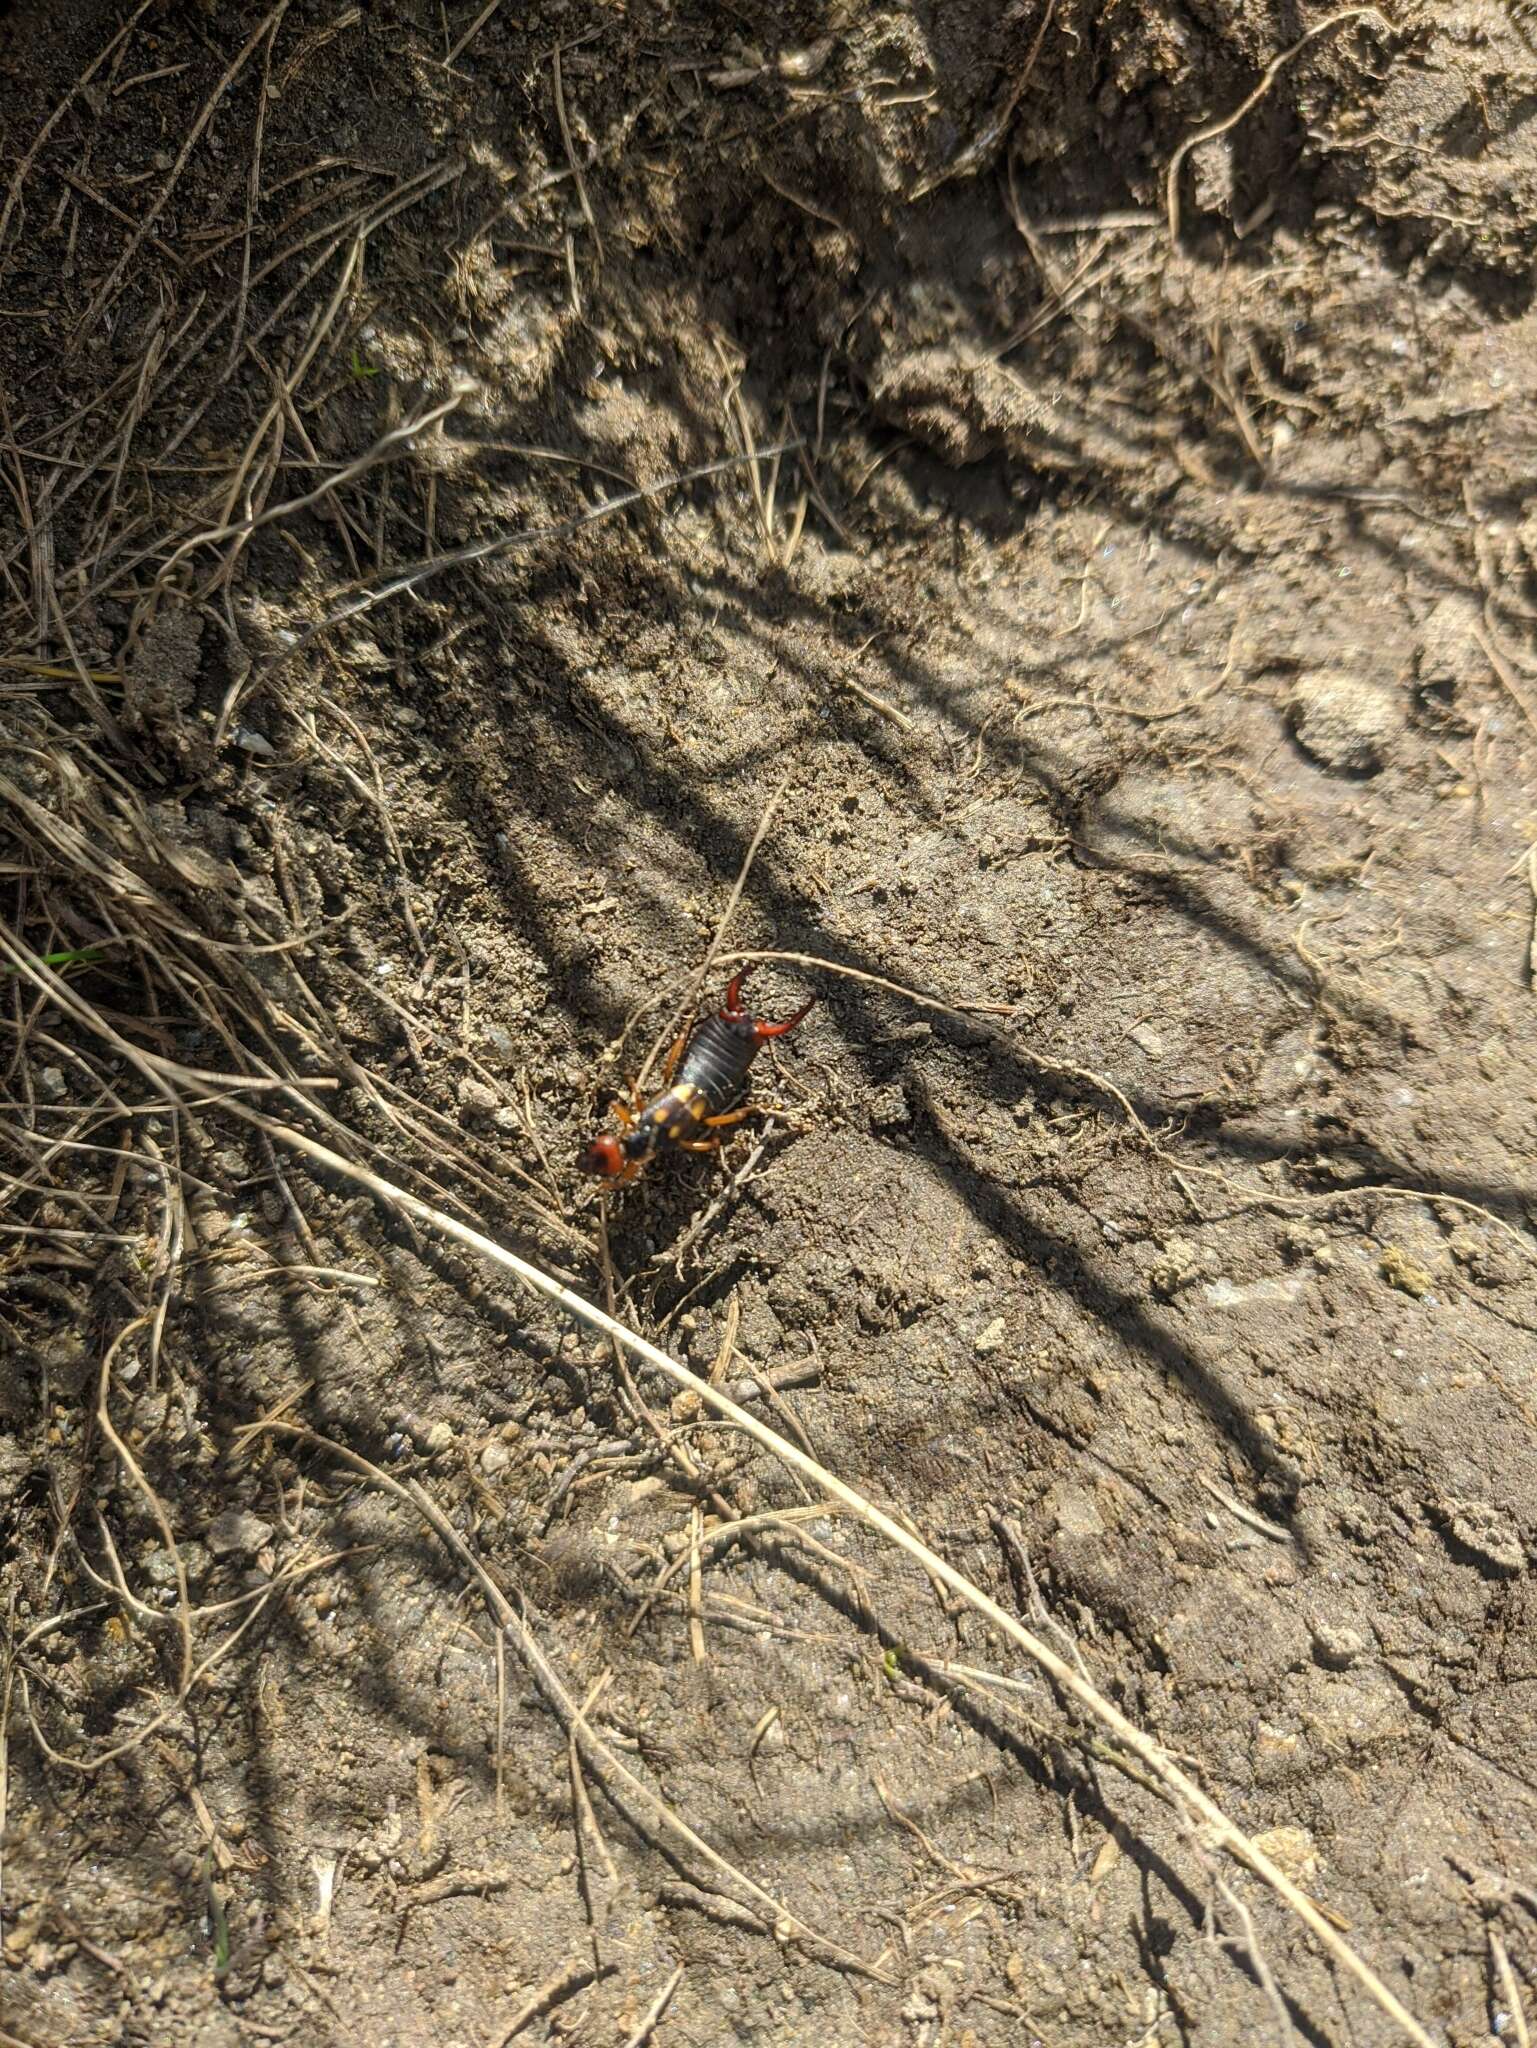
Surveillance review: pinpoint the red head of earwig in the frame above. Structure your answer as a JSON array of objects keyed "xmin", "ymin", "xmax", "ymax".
[{"xmin": 578, "ymin": 1133, "xmax": 626, "ymax": 1178}]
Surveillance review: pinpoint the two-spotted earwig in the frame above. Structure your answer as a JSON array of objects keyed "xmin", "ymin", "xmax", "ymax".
[{"xmin": 578, "ymin": 967, "xmax": 814, "ymax": 1185}]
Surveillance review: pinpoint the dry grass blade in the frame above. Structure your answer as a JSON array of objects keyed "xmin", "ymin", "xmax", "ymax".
[
  {"xmin": 552, "ymin": 40, "xmax": 600, "ymax": 259},
  {"xmin": 243, "ymin": 1421, "xmax": 879, "ymax": 1979},
  {"xmin": 633, "ymin": 773, "xmax": 790, "ymax": 1094},
  {"xmin": 235, "ymin": 1108, "xmax": 1434, "ymax": 2048},
  {"xmin": 484, "ymin": 1956, "xmax": 610, "ymax": 2048},
  {"xmin": 214, "ymin": 440, "xmax": 802, "ymax": 731},
  {"xmin": 0, "ymin": 0, "xmax": 157, "ymax": 252},
  {"xmin": 620, "ymin": 1962, "xmax": 683, "ymax": 2048},
  {"xmin": 164, "ymin": 377, "xmax": 469, "ymax": 721},
  {"xmin": 0, "ymin": 1590, "xmax": 15, "ymax": 1914},
  {"xmin": 69, "ymin": 1, "xmax": 294, "ymax": 350},
  {"xmin": 910, "ymin": 0, "xmax": 1057, "ymax": 200},
  {"xmin": 712, "ymin": 947, "xmax": 1013, "ymax": 1019},
  {"xmin": 446, "ymin": 0, "xmax": 507, "ymax": 69},
  {"xmin": 1491, "ymin": 1928, "xmax": 1531, "ymax": 2048},
  {"xmin": 1165, "ymin": 10, "xmax": 1388, "ymax": 243}
]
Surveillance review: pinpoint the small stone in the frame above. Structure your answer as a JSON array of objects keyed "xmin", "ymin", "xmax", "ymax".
[
  {"xmin": 38, "ymin": 1066, "xmax": 68, "ymax": 1101},
  {"xmin": 1380, "ymin": 1245, "xmax": 1435, "ymax": 1298},
  {"xmin": 1149, "ymin": 1236, "xmax": 1203, "ymax": 1299},
  {"xmin": 206, "ymin": 1509, "xmax": 274, "ymax": 1558},
  {"xmin": 480, "ymin": 1441, "xmax": 511, "ymax": 1476},
  {"xmin": 868, "ymin": 1081, "xmax": 908, "ymax": 1128},
  {"xmin": 1287, "ymin": 671, "xmax": 1400, "ymax": 775},
  {"xmin": 1446, "ymin": 1227, "xmax": 1522, "ymax": 1289},
  {"xmin": 1416, "ymin": 594, "xmax": 1483, "ymax": 697},
  {"xmin": 1430, "ymin": 1496, "xmax": 1524, "ymax": 1576},
  {"xmin": 974, "ymin": 1316, "xmax": 1007, "ymax": 1355},
  {"xmin": 458, "ymin": 1077, "xmax": 499, "ymax": 1119},
  {"xmin": 1127, "ymin": 1021, "xmax": 1165, "ymax": 1057},
  {"xmin": 140, "ymin": 1541, "xmax": 210, "ymax": 1588},
  {"xmin": 421, "ymin": 1420, "xmax": 455, "ymax": 1456},
  {"xmin": 1250, "ymin": 1825, "xmax": 1319, "ymax": 1886},
  {"xmin": 1311, "ymin": 1622, "xmax": 1365, "ymax": 1671},
  {"xmin": 1189, "ymin": 134, "xmax": 1235, "ymax": 217},
  {"xmin": 1280, "ymin": 1222, "xmax": 1327, "ymax": 1263},
  {"xmin": 1201, "ymin": 1274, "xmax": 1303, "ymax": 1308}
]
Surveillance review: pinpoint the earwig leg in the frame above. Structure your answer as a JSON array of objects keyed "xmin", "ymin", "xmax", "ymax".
[
  {"xmin": 661, "ymin": 1030, "xmax": 688, "ymax": 1083},
  {"xmin": 612, "ymin": 1097, "xmax": 635, "ymax": 1128},
  {"xmin": 676, "ymin": 1136, "xmax": 722, "ymax": 1153},
  {"xmin": 702, "ymin": 1104, "xmax": 755, "ymax": 1129}
]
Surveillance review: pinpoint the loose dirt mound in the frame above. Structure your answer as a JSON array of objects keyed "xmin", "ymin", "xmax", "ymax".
[{"xmin": 3, "ymin": 4, "xmax": 1536, "ymax": 2044}]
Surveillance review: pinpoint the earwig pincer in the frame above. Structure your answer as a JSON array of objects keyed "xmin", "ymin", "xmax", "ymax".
[{"xmin": 578, "ymin": 967, "xmax": 814, "ymax": 1185}]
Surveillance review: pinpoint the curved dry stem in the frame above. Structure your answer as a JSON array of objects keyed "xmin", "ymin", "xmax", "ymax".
[
  {"xmin": 1165, "ymin": 10, "xmax": 1390, "ymax": 244},
  {"xmin": 712, "ymin": 947, "xmax": 1015, "ymax": 1018},
  {"xmin": 633, "ymin": 773, "xmax": 791, "ymax": 1095},
  {"xmin": 240, "ymin": 1105, "xmax": 1434, "ymax": 2048},
  {"xmin": 246, "ymin": 1421, "xmax": 881, "ymax": 1982},
  {"xmin": 95, "ymin": 1315, "xmax": 194, "ymax": 1698}
]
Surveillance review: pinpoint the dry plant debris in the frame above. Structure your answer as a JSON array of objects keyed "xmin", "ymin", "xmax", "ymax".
[{"xmin": 4, "ymin": 3, "xmax": 1537, "ymax": 2045}]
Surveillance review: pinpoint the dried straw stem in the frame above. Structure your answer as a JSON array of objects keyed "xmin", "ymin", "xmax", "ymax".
[{"xmin": 235, "ymin": 1107, "xmax": 1433, "ymax": 2048}]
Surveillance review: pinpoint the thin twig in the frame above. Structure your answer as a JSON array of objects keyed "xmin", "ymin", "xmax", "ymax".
[
  {"xmin": 634, "ymin": 774, "xmax": 791, "ymax": 1094},
  {"xmin": 165, "ymin": 380, "xmax": 471, "ymax": 599},
  {"xmin": 212, "ymin": 440, "xmax": 802, "ymax": 733},
  {"xmin": 70, "ymin": 2, "xmax": 294, "ymax": 349},
  {"xmin": 1491, "ymin": 1928, "xmax": 1532, "ymax": 2048},
  {"xmin": 1474, "ymin": 612, "xmax": 1537, "ymax": 745},
  {"xmin": 1165, "ymin": 10, "xmax": 1387, "ymax": 242},
  {"xmin": 910, "ymin": 0, "xmax": 1057, "ymax": 199},
  {"xmin": 232, "ymin": 1407, "xmax": 874, "ymax": 1973},
  {"xmin": 445, "ymin": 0, "xmax": 506, "ymax": 67},
  {"xmin": 621, "ymin": 1963, "xmax": 684, "ymax": 2048},
  {"xmin": 552, "ymin": 41, "xmax": 600, "ymax": 259},
  {"xmin": 238, "ymin": 1108, "xmax": 1434, "ymax": 2048},
  {"xmin": 484, "ymin": 1956, "xmax": 610, "ymax": 2048},
  {"xmin": 0, "ymin": 0, "xmax": 157, "ymax": 251},
  {"xmin": 1212, "ymin": 1868, "xmax": 1300, "ymax": 2046},
  {"xmin": 712, "ymin": 947, "xmax": 1013, "ymax": 1019}
]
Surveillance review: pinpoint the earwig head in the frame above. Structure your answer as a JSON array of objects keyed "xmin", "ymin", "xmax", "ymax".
[{"xmin": 578, "ymin": 1133, "xmax": 626, "ymax": 1178}]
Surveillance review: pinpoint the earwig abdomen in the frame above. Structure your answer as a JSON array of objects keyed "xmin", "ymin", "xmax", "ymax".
[{"xmin": 675, "ymin": 1012, "xmax": 760, "ymax": 1111}]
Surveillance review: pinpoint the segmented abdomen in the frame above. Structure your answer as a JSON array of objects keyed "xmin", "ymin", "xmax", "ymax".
[{"xmin": 676, "ymin": 1013, "xmax": 757, "ymax": 1113}]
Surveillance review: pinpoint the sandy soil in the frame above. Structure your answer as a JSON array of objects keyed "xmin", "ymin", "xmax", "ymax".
[{"xmin": 3, "ymin": 3, "xmax": 1537, "ymax": 2045}]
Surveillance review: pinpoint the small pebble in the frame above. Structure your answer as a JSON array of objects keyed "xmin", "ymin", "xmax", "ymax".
[
  {"xmin": 206, "ymin": 1509, "xmax": 274, "ymax": 1558},
  {"xmin": 1311, "ymin": 1623, "xmax": 1365, "ymax": 1671},
  {"xmin": 1287, "ymin": 671, "xmax": 1400, "ymax": 776},
  {"xmin": 458, "ymin": 1077, "xmax": 499, "ymax": 1118}
]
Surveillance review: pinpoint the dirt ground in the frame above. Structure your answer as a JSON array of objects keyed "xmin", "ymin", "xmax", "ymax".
[{"xmin": 4, "ymin": 2, "xmax": 1537, "ymax": 2044}]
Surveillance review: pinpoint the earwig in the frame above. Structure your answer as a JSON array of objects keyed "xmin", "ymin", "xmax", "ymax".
[{"xmin": 578, "ymin": 967, "xmax": 814, "ymax": 1184}]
